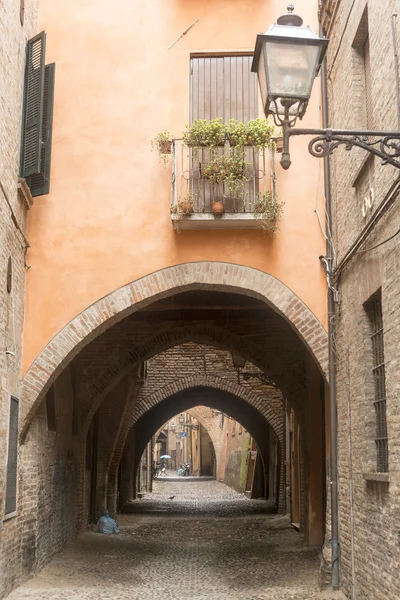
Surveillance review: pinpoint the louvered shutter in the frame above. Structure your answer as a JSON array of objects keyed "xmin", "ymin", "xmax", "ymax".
[
  {"xmin": 190, "ymin": 55, "xmax": 258, "ymax": 211},
  {"xmin": 5, "ymin": 397, "xmax": 19, "ymax": 515},
  {"xmin": 26, "ymin": 63, "xmax": 55, "ymax": 196},
  {"xmin": 190, "ymin": 55, "xmax": 257, "ymax": 123},
  {"xmin": 20, "ymin": 31, "xmax": 46, "ymax": 178}
]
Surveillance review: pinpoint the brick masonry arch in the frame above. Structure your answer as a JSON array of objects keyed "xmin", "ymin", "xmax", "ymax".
[
  {"xmin": 21, "ymin": 262, "xmax": 328, "ymax": 438},
  {"xmin": 127, "ymin": 385, "xmax": 282, "ymax": 509},
  {"xmin": 129, "ymin": 375, "xmax": 283, "ymax": 443},
  {"xmin": 186, "ymin": 406, "xmax": 221, "ymax": 467},
  {"xmin": 78, "ymin": 330, "xmax": 296, "ymax": 442}
]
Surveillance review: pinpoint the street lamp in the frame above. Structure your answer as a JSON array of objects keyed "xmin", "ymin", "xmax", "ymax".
[
  {"xmin": 252, "ymin": 3, "xmax": 400, "ymax": 170},
  {"xmin": 230, "ymin": 352, "xmax": 277, "ymax": 387},
  {"xmin": 252, "ymin": 3, "xmax": 327, "ymax": 129}
]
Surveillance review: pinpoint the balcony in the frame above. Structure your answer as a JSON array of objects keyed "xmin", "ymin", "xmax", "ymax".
[{"xmin": 170, "ymin": 140, "xmax": 279, "ymax": 230}]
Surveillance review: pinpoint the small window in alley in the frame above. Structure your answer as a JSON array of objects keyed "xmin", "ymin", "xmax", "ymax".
[
  {"xmin": 5, "ymin": 397, "xmax": 19, "ymax": 515},
  {"xmin": 365, "ymin": 289, "xmax": 388, "ymax": 472}
]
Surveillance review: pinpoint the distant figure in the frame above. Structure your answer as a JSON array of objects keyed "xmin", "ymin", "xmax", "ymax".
[
  {"xmin": 178, "ymin": 464, "xmax": 183, "ymax": 476},
  {"xmin": 161, "ymin": 462, "xmax": 166, "ymax": 475}
]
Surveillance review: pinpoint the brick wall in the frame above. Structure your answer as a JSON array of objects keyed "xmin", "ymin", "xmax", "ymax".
[
  {"xmin": 325, "ymin": 1, "xmax": 400, "ymax": 598},
  {"xmin": 124, "ymin": 343, "xmax": 285, "ymax": 509},
  {"xmin": 0, "ymin": 1, "xmax": 38, "ymax": 596}
]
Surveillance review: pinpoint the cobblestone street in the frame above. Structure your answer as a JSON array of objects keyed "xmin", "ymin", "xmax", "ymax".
[{"xmin": 8, "ymin": 480, "xmax": 344, "ymax": 600}]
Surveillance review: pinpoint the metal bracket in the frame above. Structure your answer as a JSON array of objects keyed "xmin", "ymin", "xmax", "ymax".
[
  {"xmin": 281, "ymin": 126, "xmax": 400, "ymax": 170},
  {"xmin": 237, "ymin": 369, "xmax": 278, "ymax": 387}
]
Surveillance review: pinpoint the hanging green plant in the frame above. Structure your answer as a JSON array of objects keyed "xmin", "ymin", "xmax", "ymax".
[
  {"xmin": 246, "ymin": 118, "xmax": 274, "ymax": 149},
  {"xmin": 228, "ymin": 119, "xmax": 248, "ymax": 147},
  {"xmin": 253, "ymin": 190, "xmax": 284, "ymax": 234},
  {"xmin": 171, "ymin": 191, "xmax": 198, "ymax": 215},
  {"xmin": 183, "ymin": 118, "xmax": 227, "ymax": 151},
  {"xmin": 151, "ymin": 131, "xmax": 173, "ymax": 164},
  {"xmin": 203, "ymin": 152, "xmax": 250, "ymax": 197}
]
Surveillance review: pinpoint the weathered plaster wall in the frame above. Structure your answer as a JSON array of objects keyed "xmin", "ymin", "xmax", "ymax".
[{"xmin": 23, "ymin": 0, "xmax": 327, "ymax": 373}]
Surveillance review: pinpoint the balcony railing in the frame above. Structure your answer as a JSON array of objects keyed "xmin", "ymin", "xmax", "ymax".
[{"xmin": 170, "ymin": 139, "xmax": 278, "ymax": 229}]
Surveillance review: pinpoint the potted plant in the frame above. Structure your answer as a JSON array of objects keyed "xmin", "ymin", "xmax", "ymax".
[
  {"xmin": 151, "ymin": 131, "xmax": 173, "ymax": 164},
  {"xmin": 172, "ymin": 191, "xmax": 197, "ymax": 215},
  {"xmin": 246, "ymin": 118, "xmax": 274, "ymax": 149},
  {"xmin": 253, "ymin": 190, "xmax": 284, "ymax": 234},
  {"xmin": 183, "ymin": 118, "xmax": 227, "ymax": 152},
  {"xmin": 212, "ymin": 200, "xmax": 225, "ymax": 216},
  {"xmin": 203, "ymin": 152, "xmax": 250, "ymax": 197},
  {"xmin": 228, "ymin": 119, "xmax": 248, "ymax": 147}
]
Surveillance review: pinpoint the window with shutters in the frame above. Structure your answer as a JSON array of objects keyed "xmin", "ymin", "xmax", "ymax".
[
  {"xmin": 190, "ymin": 54, "xmax": 258, "ymax": 124},
  {"xmin": 171, "ymin": 53, "xmax": 277, "ymax": 228},
  {"xmin": 191, "ymin": 54, "xmax": 258, "ymax": 213},
  {"xmin": 20, "ymin": 32, "xmax": 55, "ymax": 197},
  {"xmin": 365, "ymin": 290, "xmax": 388, "ymax": 473},
  {"xmin": 5, "ymin": 397, "xmax": 19, "ymax": 516}
]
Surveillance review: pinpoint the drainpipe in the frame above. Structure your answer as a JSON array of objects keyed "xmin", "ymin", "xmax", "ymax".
[{"xmin": 320, "ymin": 27, "xmax": 340, "ymax": 590}]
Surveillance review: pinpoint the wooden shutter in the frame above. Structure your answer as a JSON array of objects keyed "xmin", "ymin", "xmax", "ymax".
[
  {"xmin": 190, "ymin": 55, "xmax": 257, "ymax": 123},
  {"xmin": 26, "ymin": 63, "xmax": 56, "ymax": 196},
  {"xmin": 20, "ymin": 31, "xmax": 46, "ymax": 178},
  {"xmin": 5, "ymin": 397, "xmax": 19, "ymax": 515}
]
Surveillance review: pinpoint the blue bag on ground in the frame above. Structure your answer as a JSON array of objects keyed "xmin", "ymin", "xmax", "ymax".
[{"xmin": 97, "ymin": 509, "xmax": 120, "ymax": 534}]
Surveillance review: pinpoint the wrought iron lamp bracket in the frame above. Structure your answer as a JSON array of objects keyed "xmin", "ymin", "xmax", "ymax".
[
  {"xmin": 237, "ymin": 368, "xmax": 278, "ymax": 388},
  {"xmin": 280, "ymin": 124, "xmax": 400, "ymax": 170}
]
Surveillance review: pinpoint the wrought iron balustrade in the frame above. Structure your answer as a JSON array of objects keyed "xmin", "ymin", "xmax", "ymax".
[{"xmin": 170, "ymin": 139, "xmax": 277, "ymax": 216}]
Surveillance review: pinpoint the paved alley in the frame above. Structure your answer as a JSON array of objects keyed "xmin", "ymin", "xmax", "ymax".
[{"xmin": 8, "ymin": 480, "xmax": 344, "ymax": 600}]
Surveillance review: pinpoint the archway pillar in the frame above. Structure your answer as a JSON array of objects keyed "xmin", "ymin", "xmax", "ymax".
[
  {"xmin": 304, "ymin": 357, "xmax": 325, "ymax": 547},
  {"xmin": 119, "ymin": 428, "xmax": 137, "ymax": 508}
]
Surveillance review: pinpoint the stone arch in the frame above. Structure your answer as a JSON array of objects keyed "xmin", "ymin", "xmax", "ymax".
[
  {"xmin": 79, "ymin": 333, "xmax": 288, "ymax": 443},
  {"xmin": 21, "ymin": 262, "xmax": 328, "ymax": 438},
  {"xmin": 154, "ymin": 406, "xmax": 221, "ymax": 476},
  {"xmin": 126, "ymin": 386, "xmax": 281, "ymax": 507},
  {"xmin": 129, "ymin": 375, "xmax": 283, "ymax": 443},
  {"xmin": 106, "ymin": 375, "xmax": 282, "ymax": 509},
  {"xmin": 186, "ymin": 406, "xmax": 221, "ymax": 473}
]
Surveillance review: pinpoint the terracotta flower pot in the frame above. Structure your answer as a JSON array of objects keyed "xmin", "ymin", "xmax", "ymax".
[
  {"xmin": 159, "ymin": 140, "xmax": 172, "ymax": 154},
  {"xmin": 212, "ymin": 201, "xmax": 225, "ymax": 216},
  {"xmin": 180, "ymin": 201, "xmax": 194, "ymax": 215}
]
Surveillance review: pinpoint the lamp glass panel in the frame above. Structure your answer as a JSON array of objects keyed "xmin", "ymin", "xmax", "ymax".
[
  {"xmin": 257, "ymin": 47, "xmax": 268, "ymax": 109},
  {"xmin": 265, "ymin": 41, "xmax": 321, "ymax": 99}
]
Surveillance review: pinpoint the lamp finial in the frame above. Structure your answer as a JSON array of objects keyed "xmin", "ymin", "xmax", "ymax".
[{"xmin": 277, "ymin": 4, "xmax": 303, "ymax": 27}]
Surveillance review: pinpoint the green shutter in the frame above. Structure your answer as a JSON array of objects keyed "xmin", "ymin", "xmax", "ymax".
[
  {"xmin": 20, "ymin": 31, "xmax": 46, "ymax": 178},
  {"xmin": 26, "ymin": 63, "xmax": 55, "ymax": 196}
]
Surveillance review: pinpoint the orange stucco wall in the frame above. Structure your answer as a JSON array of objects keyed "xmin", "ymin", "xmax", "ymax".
[{"xmin": 23, "ymin": 0, "xmax": 327, "ymax": 374}]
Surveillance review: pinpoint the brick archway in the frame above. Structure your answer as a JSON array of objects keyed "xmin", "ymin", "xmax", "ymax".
[
  {"xmin": 21, "ymin": 262, "xmax": 328, "ymax": 437},
  {"xmin": 129, "ymin": 375, "xmax": 283, "ymax": 443},
  {"xmin": 186, "ymin": 406, "xmax": 221, "ymax": 470},
  {"xmin": 126, "ymin": 386, "xmax": 282, "ymax": 508}
]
